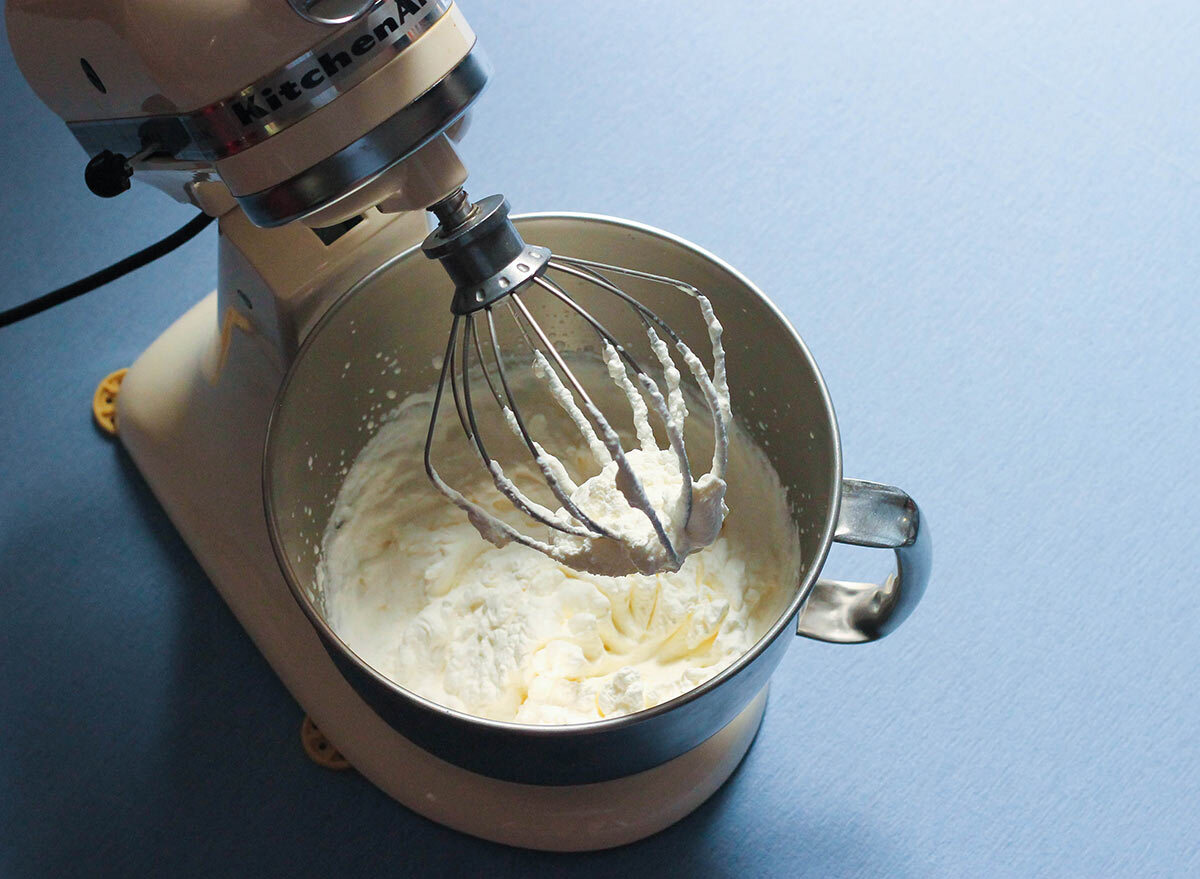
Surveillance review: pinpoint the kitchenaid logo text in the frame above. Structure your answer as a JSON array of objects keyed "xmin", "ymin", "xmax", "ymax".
[{"xmin": 230, "ymin": 0, "xmax": 434, "ymax": 127}]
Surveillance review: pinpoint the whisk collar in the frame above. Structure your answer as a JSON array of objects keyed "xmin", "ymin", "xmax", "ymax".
[{"xmin": 423, "ymin": 191, "xmax": 551, "ymax": 314}]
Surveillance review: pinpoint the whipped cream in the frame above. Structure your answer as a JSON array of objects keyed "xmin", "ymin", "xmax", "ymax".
[{"xmin": 317, "ymin": 365, "xmax": 800, "ymax": 725}]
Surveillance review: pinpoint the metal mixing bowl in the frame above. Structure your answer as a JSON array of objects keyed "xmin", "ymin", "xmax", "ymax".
[{"xmin": 264, "ymin": 213, "xmax": 929, "ymax": 785}]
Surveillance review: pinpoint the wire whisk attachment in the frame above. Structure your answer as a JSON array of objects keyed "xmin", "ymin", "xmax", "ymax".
[{"xmin": 421, "ymin": 190, "xmax": 730, "ymax": 576}]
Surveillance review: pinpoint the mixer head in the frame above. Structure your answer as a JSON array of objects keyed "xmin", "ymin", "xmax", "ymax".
[
  {"xmin": 420, "ymin": 189, "xmax": 733, "ymax": 576},
  {"xmin": 6, "ymin": 0, "xmax": 487, "ymax": 227}
]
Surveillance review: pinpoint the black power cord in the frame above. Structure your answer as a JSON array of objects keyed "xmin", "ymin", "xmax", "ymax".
[{"xmin": 0, "ymin": 211, "xmax": 215, "ymax": 328}]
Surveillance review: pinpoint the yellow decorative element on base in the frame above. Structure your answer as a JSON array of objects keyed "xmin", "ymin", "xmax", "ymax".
[
  {"xmin": 92, "ymin": 368, "xmax": 128, "ymax": 436},
  {"xmin": 301, "ymin": 715, "xmax": 351, "ymax": 770},
  {"xmin": 214, "ymin": 307, "xmax": 252, "ymax": 380}
]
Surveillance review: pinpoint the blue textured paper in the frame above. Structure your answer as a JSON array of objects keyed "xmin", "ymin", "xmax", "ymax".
[{"xmin": 2, "ymin": 2, "xmax": 1197, "ymax": 876}]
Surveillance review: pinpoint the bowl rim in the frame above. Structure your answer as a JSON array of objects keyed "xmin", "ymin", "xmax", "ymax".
[{"xmin": 263, "ymin": 211, "xmax": 843, "ymax": 738}]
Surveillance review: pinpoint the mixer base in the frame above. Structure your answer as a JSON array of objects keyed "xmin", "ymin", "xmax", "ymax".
[{"xmin": 114, "ymin": 292, "xmax": 766, "ymax": 851}]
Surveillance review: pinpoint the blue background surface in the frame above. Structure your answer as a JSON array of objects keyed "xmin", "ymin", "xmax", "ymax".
[{"xmin": 2, "ymin": 2, "xmax": 1198, "ymax": 876}]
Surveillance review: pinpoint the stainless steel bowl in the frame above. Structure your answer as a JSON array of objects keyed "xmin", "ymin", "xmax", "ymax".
[{"xmin": 264, "ymin": 213, "xmax": 930, "ymax": 785}]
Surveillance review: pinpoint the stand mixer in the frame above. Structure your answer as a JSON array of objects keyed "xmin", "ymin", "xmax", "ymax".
[
  {"xmin": 4, "ymin": 0, "xmax": 767, "ymax": 849},
  {"xmin": 6, "ymin": 0, "xmax": 930, "ymax": 851}
]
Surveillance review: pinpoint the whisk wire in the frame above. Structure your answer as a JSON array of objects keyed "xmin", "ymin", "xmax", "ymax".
[
  {"xmin": 425, "ymin": 314, "xmax": 597, "ymax": 558},
  {"xmin": 531, "ymin": 273, "xmax": 696, "ymax": 528},
  {"xmin": 510, "ymin": 292, "xmax": 682, "ymax": 567},
  {"xmin": 483, "ymin": 306, "xmax": 612, "ymax": 537},
  {"xmin": 470, "ymin": 311, "xmax": 507, "ymax": 410},
  {"xmin": 550, "ymin": 257, "xmax": 729, "ymax": 481},
  {"xmin": 458, "ymin": 312, "xmax": 599, "ymax": 537}
]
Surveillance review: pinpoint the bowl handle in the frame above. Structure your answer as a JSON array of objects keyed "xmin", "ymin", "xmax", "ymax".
[{"xmin": 795, "ymin": 479, "xmax": 930, "ymax": 644}]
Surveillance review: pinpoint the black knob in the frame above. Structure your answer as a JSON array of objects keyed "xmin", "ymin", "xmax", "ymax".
[{"xmin": 84, "ymin": 150, "xmax": 132, "ymax": 198}]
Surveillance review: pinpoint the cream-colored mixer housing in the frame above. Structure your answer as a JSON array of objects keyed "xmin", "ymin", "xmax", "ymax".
[{"xmin": 7, "ymin": 0, "xmax": 483, "ymax": 227}]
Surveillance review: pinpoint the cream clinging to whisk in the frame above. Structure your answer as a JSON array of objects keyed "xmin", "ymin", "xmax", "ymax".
[{"xmin": 420, "ymin": 189, "xmax": 733, "ymax": 576}]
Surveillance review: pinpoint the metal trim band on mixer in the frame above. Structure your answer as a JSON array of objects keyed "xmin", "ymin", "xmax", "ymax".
[
  {"xmin": 67, "ymin": 0, "xmax": 453, "ymax": 163},
  {"xmin": 236, "ymin": 50, "xmax": 488, "ymax": 227},
  {"xmin": 288, "ymin": 0, "xmax": 387, "ymax": 26}
]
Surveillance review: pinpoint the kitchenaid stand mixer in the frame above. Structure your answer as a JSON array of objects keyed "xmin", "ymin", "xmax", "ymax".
[
  {"xmin": 4, "ymin": 0, "xmax": 772, "ymax": 848},
  {"xmin": 6, "ymin": 0, "xmax": 928, "ymax": 850}
]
